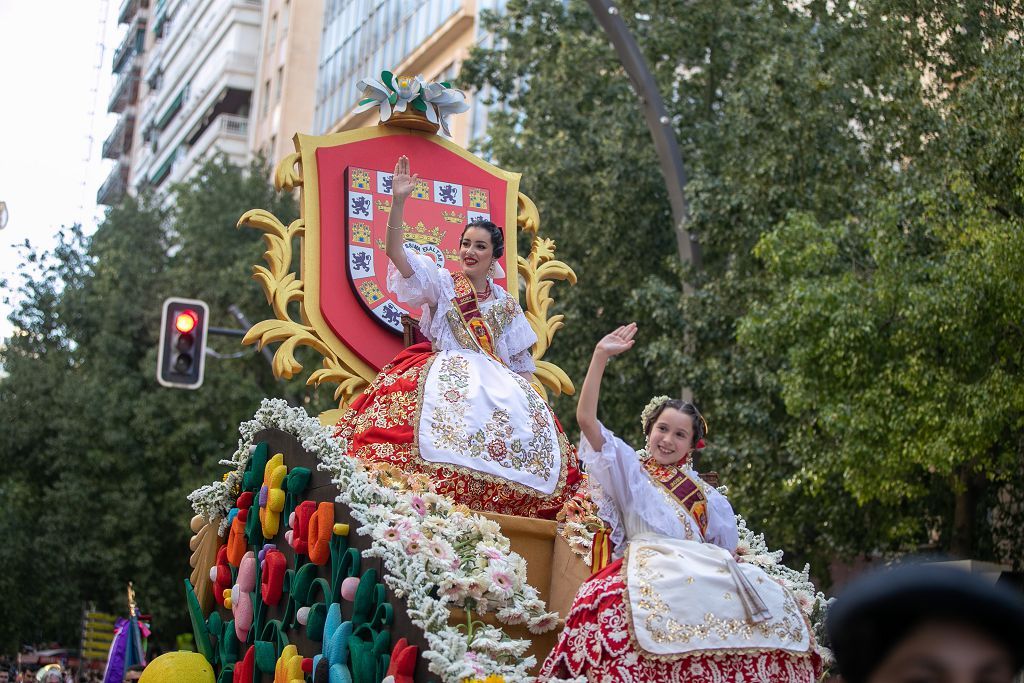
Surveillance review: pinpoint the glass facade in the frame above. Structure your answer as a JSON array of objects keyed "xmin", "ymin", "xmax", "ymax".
[
  {"xmin": 313, "ymin": 0, "xmax": 511, "ymax": 140},
  {"xmin": 314, "ymin": 0, "xmax": 462, "ymax": 134}
]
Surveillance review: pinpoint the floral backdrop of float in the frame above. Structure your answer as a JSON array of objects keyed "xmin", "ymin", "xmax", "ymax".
[{"xmin": 184, "ymin": 399, "xmax": 832, "ymax": 683}]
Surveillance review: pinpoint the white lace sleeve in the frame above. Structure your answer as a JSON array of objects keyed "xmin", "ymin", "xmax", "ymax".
[
  {"xmin": 507, "ymin": 348, "xmax": 536, "ymax": 374},
  {"xmin": 386, "ymin": 247, "xmax": 447, "ymax": 308},
  {"xmin": 581, "ymin": 422, "xmax": 689, "ymax": 557},
  {"xmin": 489, "ymin": 287, "xmax": 537, "ymax": 371},
  {"xmin": 386, "ymin": 247, "xmax": 455, "ymax": 341},
  {"xmin": 703, "ymin": 485, "xmax": 739, "ymax": 552}
]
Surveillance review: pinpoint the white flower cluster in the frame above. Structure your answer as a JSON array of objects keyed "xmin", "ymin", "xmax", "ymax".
[
  {"xmin": 188, "ymin": 398, "xmax": 553, "ymax": 682},
  {"xmin": 732, "ymin": 514, "xmax": 834, "ymax": 667},
  {"xmin": 639, "ymin": 395, "xmax": 672, "ymax": 431}
]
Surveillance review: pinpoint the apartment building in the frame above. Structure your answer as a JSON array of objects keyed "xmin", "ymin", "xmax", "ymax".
[
  {"xmin": 98, "ymin": 0, "xmax": 149, "ymax": 206},
  {"xmin": 313, "ymin": 0, "xmax": 507, "ymax": 147},
  {"xmin": 98, "ymin": 0, "xmax": 263, "ymax": 205},
  {"xmin": 98, "ymin": 0, "xmax": 510, "ymax": 206},
  {"xmin": 249, "ymin": 0, "xmax": 325, "ymax": 165}
]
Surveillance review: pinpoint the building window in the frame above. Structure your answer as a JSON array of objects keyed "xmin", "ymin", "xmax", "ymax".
[
  {"xmin": 281, "ymin": 1, "xmax": 290, "ymax": 38},
  {"xmin": 268, "ymin": 12, "xmax": 278, "ymax": 52},
  {"xmin": 276, "ymin": 66, "xmax": 283, "ymax": 103},
  {"xmin": 262, "ymin": 79, "xmax": 271, "ymax": 117}
]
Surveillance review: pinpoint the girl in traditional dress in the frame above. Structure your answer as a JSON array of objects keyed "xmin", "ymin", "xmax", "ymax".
[
  {"xmin": 540, "ymin": 323, "xmax": 820, "ymax": 681},
  {"xmin": 334, "ymin": 156, "xmax": 581, "ymax": 518}
]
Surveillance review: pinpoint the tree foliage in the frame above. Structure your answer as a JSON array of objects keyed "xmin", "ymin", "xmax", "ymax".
[
  {"xmin": 463, "ymin": 0, "xmax": 1024, "ymax": 576},
  {"xmin": 0, "ymin": 157, "xmax": 317, "ymax": 651}
]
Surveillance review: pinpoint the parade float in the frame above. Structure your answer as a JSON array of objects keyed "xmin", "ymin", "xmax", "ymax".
[{"xmin": 179, "ymin": 73, "xmax": 830, "ymax": 683}]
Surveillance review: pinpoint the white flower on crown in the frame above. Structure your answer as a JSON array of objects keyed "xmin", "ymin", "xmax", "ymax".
[{"xmin": 421, "ymin": 80, "xmax": 470, "ymax": 137}]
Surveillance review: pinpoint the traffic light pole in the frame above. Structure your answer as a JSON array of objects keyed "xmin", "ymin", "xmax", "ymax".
[
  {"xmin": 197, "ymin": 308, "xmax": 276, "ymax": 372},
  {"xmin": 228, "ymin": 304, "xmax": 276, "ymax": 371}
]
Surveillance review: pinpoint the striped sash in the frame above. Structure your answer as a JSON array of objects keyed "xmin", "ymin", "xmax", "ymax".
[{"xmin": 642, "ymin": 458, "xmax": 709, "ymax": 538}]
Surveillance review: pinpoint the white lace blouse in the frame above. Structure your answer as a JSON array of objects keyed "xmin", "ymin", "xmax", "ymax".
[
  {"xmin": 582, "ymin": 421, "xmax": 738, "ymax": 558},
  {"xmin": 386, "ymin": 247, "xmax": 538, "ymax": 374}
]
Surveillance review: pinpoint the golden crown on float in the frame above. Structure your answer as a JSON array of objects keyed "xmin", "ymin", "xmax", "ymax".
[{"xmin": 354, "ymin": 71, "xmax": 470, "ymax": 137}]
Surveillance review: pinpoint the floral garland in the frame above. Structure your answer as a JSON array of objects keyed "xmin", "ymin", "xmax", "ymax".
[
  {"xmin": 189, "ymin": 399, "xmax": 557, "ymax": 682},
  {"xmin": 556, "ymin": 450, "xmax": 834, "ymax": 669}
]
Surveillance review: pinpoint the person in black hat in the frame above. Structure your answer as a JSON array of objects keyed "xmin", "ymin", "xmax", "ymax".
[{"xmin": 826, "ymin": 563, "xmax": 1024, "ymax": 683}]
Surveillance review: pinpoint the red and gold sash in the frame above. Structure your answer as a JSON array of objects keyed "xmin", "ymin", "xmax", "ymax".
[
  {"xmin": 450, "ymin": 271, "xmax": 502, "ymax": 363},
  {"xmin": 642, "ymin": 458, "xmax": 709, "ymax": 538}
]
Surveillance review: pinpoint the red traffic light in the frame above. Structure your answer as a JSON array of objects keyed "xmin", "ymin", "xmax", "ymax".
[
  {"xmin": 175, "ymin": 310, "xmax": 198, "ymax": 334},
  {"xmin": 158, "ymin": 298, "xmax": 209, "ymax": 390}
]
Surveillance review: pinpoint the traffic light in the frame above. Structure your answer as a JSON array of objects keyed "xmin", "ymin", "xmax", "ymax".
[{"xmin": 157, "ymin": 297, "xmax": 209, "ymax": 389}]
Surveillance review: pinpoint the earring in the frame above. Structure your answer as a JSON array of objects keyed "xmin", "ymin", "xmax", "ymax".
[{"xmin": 488, "ymin": 261, "xmax": 495, "ymax": 277}]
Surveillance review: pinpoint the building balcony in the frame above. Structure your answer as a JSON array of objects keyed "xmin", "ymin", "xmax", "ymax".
[
  {"xmin": 108, "ymin": 67, "xmax": 140, "ymax": 113},
  {"xmin": 101, "ymin": 113, "xmax": 136, "ymax": 160},
  {"xmin": 111, "ymin": 33, "xmax": 135, "ymax": 75},
  {"xmin": 149, "ymin": 145, "xmax": 185, "ymax": 188},
  {"xmin": 97, "ymin": 162, "xmax": 130, "ymax": 206},
  {"xmin": 112, "ymin": 23, "xmax": 146, "ymax": 74},
  {"xmin": 117, "ymin": 0, "xmax": 149, "ymax": 25},
  {"xmin": 152, "ymin": 0, "xmax": 170, "ymax": 37},
  {"xmin": 143, "ymin": 40, "xmax": 164, "ymax": 89}
]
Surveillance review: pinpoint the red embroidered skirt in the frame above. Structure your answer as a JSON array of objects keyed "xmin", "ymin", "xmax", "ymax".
[
  {"xmin": 539, "ymin": 558, "xmax": 821, "ymax": 682},
  {"xmin": 334, "ymin": 343, "xmax": 582, "ymax": 519}
]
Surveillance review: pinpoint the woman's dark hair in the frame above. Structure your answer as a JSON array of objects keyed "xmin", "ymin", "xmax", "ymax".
[
  {"xmin": 462, "ymin": 219, "xmax": 504, "ymax": 258},
  {"xmin": 643, "ymin": 399, "xmax": 705, "ymax": 448}
]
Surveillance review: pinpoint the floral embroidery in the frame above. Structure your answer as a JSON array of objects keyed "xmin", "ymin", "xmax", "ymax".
[
  {"xmin": 540, "ymin": 559, "xmax": 820, "ymax": 681},
  {"xmin": 427, "ymin": 357, "xmax": 555, "ymax": 480}
]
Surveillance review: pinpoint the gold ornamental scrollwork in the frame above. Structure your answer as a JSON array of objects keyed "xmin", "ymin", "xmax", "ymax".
[
  {"xmin": 237, "ymin": 154, "xmax": 370, "ymax": 408},
  {"xmin": 517, "ymin": 192, "xmax": 577, "ymax": 398},
  {"xmin": 274, "ymin": 151, "xmax": 302, "ymax": 192}
]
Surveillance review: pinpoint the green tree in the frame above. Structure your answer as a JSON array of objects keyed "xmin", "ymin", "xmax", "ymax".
[
  {"xmin": 464, "ymin": 0, "xmax": 1024, "ymax": 574},
  {"xmin": 738, "ymin": 41, "xmax": 1024, "ymax": 563},
  {"xmin": 0, "ymin": 157, "xmax": 313, "ymax": 651}
]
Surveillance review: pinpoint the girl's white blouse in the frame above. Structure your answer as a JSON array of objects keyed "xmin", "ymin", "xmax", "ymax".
[{"xmin": 581, "ymin": 421, "xmax": 739, "ymax": 556}]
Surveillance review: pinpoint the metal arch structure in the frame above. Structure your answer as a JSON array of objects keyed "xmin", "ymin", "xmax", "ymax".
[{"xmin": 585, "ymin": 0, "xmax": 702, "ymax": 271}]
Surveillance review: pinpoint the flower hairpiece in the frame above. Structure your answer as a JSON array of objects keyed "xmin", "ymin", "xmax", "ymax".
[
  {"xmin": 640, "ymin": 395, "xmax": 672, "ymax": 430},
  {"xmin": 640, "ymin": 395, "xmax": 709, "ymax": 449}
]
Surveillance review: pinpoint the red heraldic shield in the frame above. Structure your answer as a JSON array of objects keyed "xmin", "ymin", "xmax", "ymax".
[{"xmin": 316, "ymin": 133, "xmax": 519, "ymax": 371}]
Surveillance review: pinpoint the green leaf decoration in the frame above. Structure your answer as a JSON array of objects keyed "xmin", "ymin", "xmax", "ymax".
[
  {"xmin": 412, "ymin": 98, "xmax": 427, "ymax": 112},
  {"xmin": 184, "ymin": 579, "xmax": 215, "ymax": 663}
]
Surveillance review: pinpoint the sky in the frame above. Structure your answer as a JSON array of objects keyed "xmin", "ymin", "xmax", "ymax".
[{"xmin": 0, "ymin": 0, "xmax": 119, "ymax": 342}]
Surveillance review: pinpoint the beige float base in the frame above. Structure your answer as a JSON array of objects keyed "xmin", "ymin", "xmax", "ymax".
[{"xmin": 446, "ymin": 511, "xmax": 592, "ymax": 672}]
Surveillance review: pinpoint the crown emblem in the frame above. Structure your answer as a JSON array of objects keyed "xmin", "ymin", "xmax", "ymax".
[
  {"xmin": 350, "ymin": 168, "xmax": 372, "ymax": 190},
  {"xmin": 376, "ymin": 198, "xmax": 392, "ymax": 213},
  {"xmin": 441, "ymin": 210, "xmax": 464, "ymax": 224},
  {"xmin": 393, "ymin": 220, "xmax": 444, "ymax": 246},
  {"xmin": 358, "ymin": 281, "xmax": 385, "ymax": 304},
  {"xmin": 351, "ymin": 222, "xmax": 372, "ymax": 245}
]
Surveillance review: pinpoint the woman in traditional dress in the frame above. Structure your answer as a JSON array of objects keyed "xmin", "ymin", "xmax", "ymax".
[
  {"xmin": 540, "ymin": 323, "xmax": 821, "ymax": 681},
  {"xmin": 334, "ymin": 156, "xmax": 581, "ymax": 518}
]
